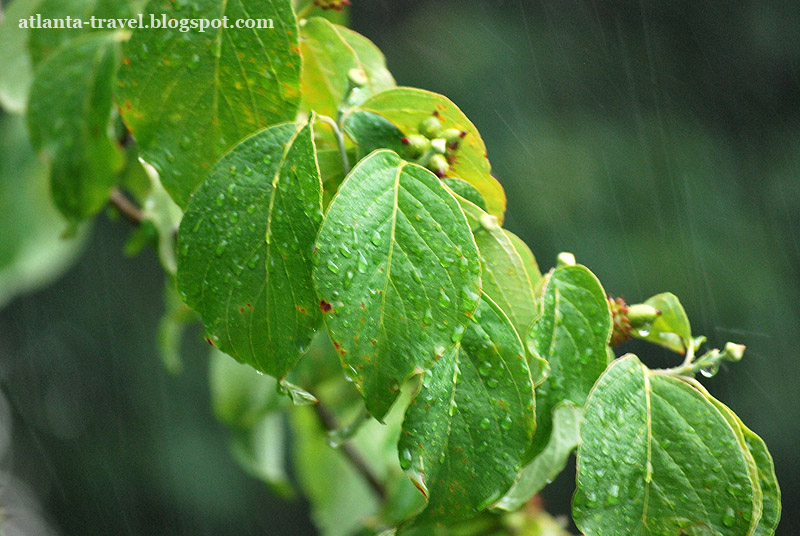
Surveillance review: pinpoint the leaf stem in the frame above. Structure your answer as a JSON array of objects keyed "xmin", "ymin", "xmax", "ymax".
[
  {"xmin": 317, "ymin": 114, "xmax": 351, "ymax": 175},
  {"xmin": 312, "ymin": 402, "xmax": 387, "ymax": 502},
  {"xmin": 109, "ymin": 187, "xmax": 145, "ymax": 226}
]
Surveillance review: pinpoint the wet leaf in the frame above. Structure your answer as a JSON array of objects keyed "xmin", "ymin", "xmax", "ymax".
[
  {"xmin": 399, "ymin": 296, "xmax": 534, "ymax": 524},
  {"xmin": 177, "ymin": 119, "xmax": 322, "ymax": 379},
  {"xmin": 117, "ymin": 0, "xmax": 300, "ymax": 207},
  {"xmin": 299, "ymin": 17, "xmax": 394, "ymax": 116},
  {"xmin": 343, "ymin": 110, "xmax": 406, "ymax": 159},
  {"xmin": 28, "ymin": 0, "xmax": 131, "ymax": 65},
  {"xmin": 632, "ymin": 292, "xmax": 693, "ymax": 354},
  {"xmin": 504, "ymin": 229, "xmax": 541, "ymax": 292},
  {"xmin": 350, "ymin": 88, "xmax": 506, "ymax": 221},
  {"xmin": 689, "ymin": 379, "xmax": 781, "ymax": 536},
  {"xmin": 457, "ymin": 196, "xmax": 537, "ymax": 338},
  {"xmin": 574, "ymin": 355, "xmax": 761, "ymax": 536},
  {"xmin": 27, "ymin": 32, "xmax": 124, "ymax": 221},
  {"xmin": 527, "ymin": 264, "xmax": 611, "ymax": 458},
  {"xmin": 313, "ymin": 149, "xmax": 481, "ymax": 420},
  {"xmin": 495, "ymin": 402, "xmax": 582, "ymax": 511},
  {"xmin": 441, "ymin": 177, "xmax": 487, "ymax": 212}
]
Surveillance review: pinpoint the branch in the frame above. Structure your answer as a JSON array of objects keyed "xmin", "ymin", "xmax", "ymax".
[
  {"xmin": 312, "ymin": 402, "xmax": 388, "ymax": 502},
  {"xmin": 109, "ymin": 187, "xmax": 144, "ymax": 226}
]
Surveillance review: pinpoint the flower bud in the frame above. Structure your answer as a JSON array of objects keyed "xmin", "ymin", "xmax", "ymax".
[
  {"xmin": 441, "ymin": 128, "xmax": 466, "ymax": 150},
  {"xmin": 427, "ymin": 153, "xmax": 449, "ymax": 177},
  {"xmin": 418, "ymin": 116, "xmax": 443, "ymax": 139},
  {"xmin": 430, "ymin": 137, "xmax": 447, "ymax": 154},
  {"xmin": 400, "ymin": 134, "xmax": 430, "ymax": 159}
]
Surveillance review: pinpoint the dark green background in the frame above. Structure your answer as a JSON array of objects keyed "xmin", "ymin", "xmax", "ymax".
[{"xmin": 1, "ymin": 0, "xmax": 798, "ymax": 534}]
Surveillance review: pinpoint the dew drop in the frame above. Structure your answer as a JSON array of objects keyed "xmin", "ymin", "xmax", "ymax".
[
  {"xmin": 423, "ymin": 307, "xmax": 434, "ymax": 325},
  {"xmin": 486, "ymin": 377, "xmax": 499, "ymax": 388},
  {"xmin": 370, "ymin": 229, "xmax": 382, "ymax": 246},
  {"xmin": 700, "ymin": 364, "xmax": 719, "ymax": 378},
  {"xmin": 339, "ymin": 244, "xmax": 352, "ymax": 258},
  {"xmin": 215, "ymin": 241, "xmax": 227, "ymax": 257},
  {"xmin": 399, "ymin": 448, "xmax": 412, "ymax": 470},
  {"xmin": 327, "ymin": 260, "xmax": 340, "ymax": 273},
  {"xmin": 605, "ymin": 484, "xmax": 620, "ymax": 506},
  {"xmin": 451, "ymin": 324, "xmax": 465, "ymax": 342},
  {"xmin": 215, "ymin": 193, "xmax": 225, "ymax": 206},
  {"xmin": 357, "ymin": 252, "xmax": 368, "ymax": 273},
  {"xmin": 722, "ymin": 506, "xmax": 736, "ymax": 527},
  {"xmin": 479, "ymin": 417, "xmax": 491, "ymax": 429},
  {"xmin": 438, "ymin": 289, "xmax": 451, "ymax": 308}
]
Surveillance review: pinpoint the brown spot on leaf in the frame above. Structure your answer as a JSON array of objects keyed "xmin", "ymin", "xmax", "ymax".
[
  {"xmin": 204, "ymin": 337, "xmax": 215, "ymax": 346},
  {"xmin": 320, "ymin": 300, "xmax": 332, "ymax": 313},
  {"xmin": 296, "ymin": 305, "xmax": 307, "ymax": 314}
]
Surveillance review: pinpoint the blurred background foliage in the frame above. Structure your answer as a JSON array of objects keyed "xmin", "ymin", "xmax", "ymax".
[{"xmin": 0, "ymin": 0, "xmax": 798, "ymax": 534}]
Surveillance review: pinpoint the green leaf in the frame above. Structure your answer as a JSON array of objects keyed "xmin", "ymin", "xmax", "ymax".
[
  {"xmin": 0, "ymin": 0, "xmax": 44, "ymax": 113},
  {"xmin": 291, "ymin": 406, "xmax": 379, "ymax": 536},
  {"xmin": 574, "ymin": 355, "xmax": 761, "ymax": 536},
  {"xmin": 177, "ymin": 119, "xmax": 323, "ymax": 379},
  {"xmin": 632, "ymin": 292, "xmax": 693, "ymax": 354},
  {"xmin": 343, "ymin": 110, "xmax": 406, "ymax": 159},
  {"xmin": 398, "ymin": 296, "xmax": 534, "ymax": 524},
  {"xmin": 495, "ymin": 402, "xmax": 582, "ymax": 511},
  {"xmin": 210, "ymin": 347, "xmax": 285, "ymax": 430},
  {"xmin": 27, "ymin": 32, "xmax": 124, "ymax": 221},
  {"xmin": 28, "ymin": 0, "xmax": 132, "ymax": 65},
  {"xmin": 117, "ymin": 0, "xmax": 301, "ymax": 207},
  {"xmin": 441, "ymin": 177, "xmax": 487, "ymax": 212},
  {"xmin": 504, "ymin": 230, "xmax": 542, "ymax": 292},
  {"xmin": 209, "ymin": 348, "xmax": 293, "ymax": 496},
  {"xmin": 137, "ymin": 162, "xmax": 184, "ymax": 274},
  {"xmin": 457, "ymin": 196, "xmax": 537, "ymax": 338},
  {"xmin": 743, "ymin": 427, "xmax": 781, "ymax": 536},
  {"xmin": 157, "ymin": 277, "xmax": 196, "ymax": 374},
  {"xmin": 313, "ymin": 149, "xmax": 481, "ymax": 420},
  {"xmin": 0, "ymin": 114, "xmax": 88, "ymax": 307},
  {"xmin": 689, "ymin": 380, "xmax": 781, "ymax": 535},
  {"xmin": 230, "ymin": 412, "xmax": 294, "ymax": 498},
  {"xmin": 299, "ymin": 17, "xmax": 394, "ymax": 117},
  {"xmin": 350, "ymin": 88, "xmax": 507, "ymax": 221},
  {"xmin": 527, "ymin": 264, "xmax": 611, "ymax": 458}
]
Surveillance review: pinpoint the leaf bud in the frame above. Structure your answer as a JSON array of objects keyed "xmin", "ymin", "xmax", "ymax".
[
  {"xmin": 722, "ymin": 342, "xmax": 746, "ymax": 362},
  {"xmin": 347, "ymin": 68, "xmax": 368, "ymax": 87},
  {"xmin": 556, "ymin": 252, "xmax": 576, "ymax": 267},
  {"xmin": 427, "ymin": 153, "xmax": 449, "ymax": 177},
  {"xmin": 400, "ymin": 134, "xmax": 430, "ymax": 159},
  {"xmin": 627, "ymin": 303, "xmax": 660, "ymax": 328},
  {"xmin": 418, "ymin": 116, "xmax": 443, "ymax": 139}
]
